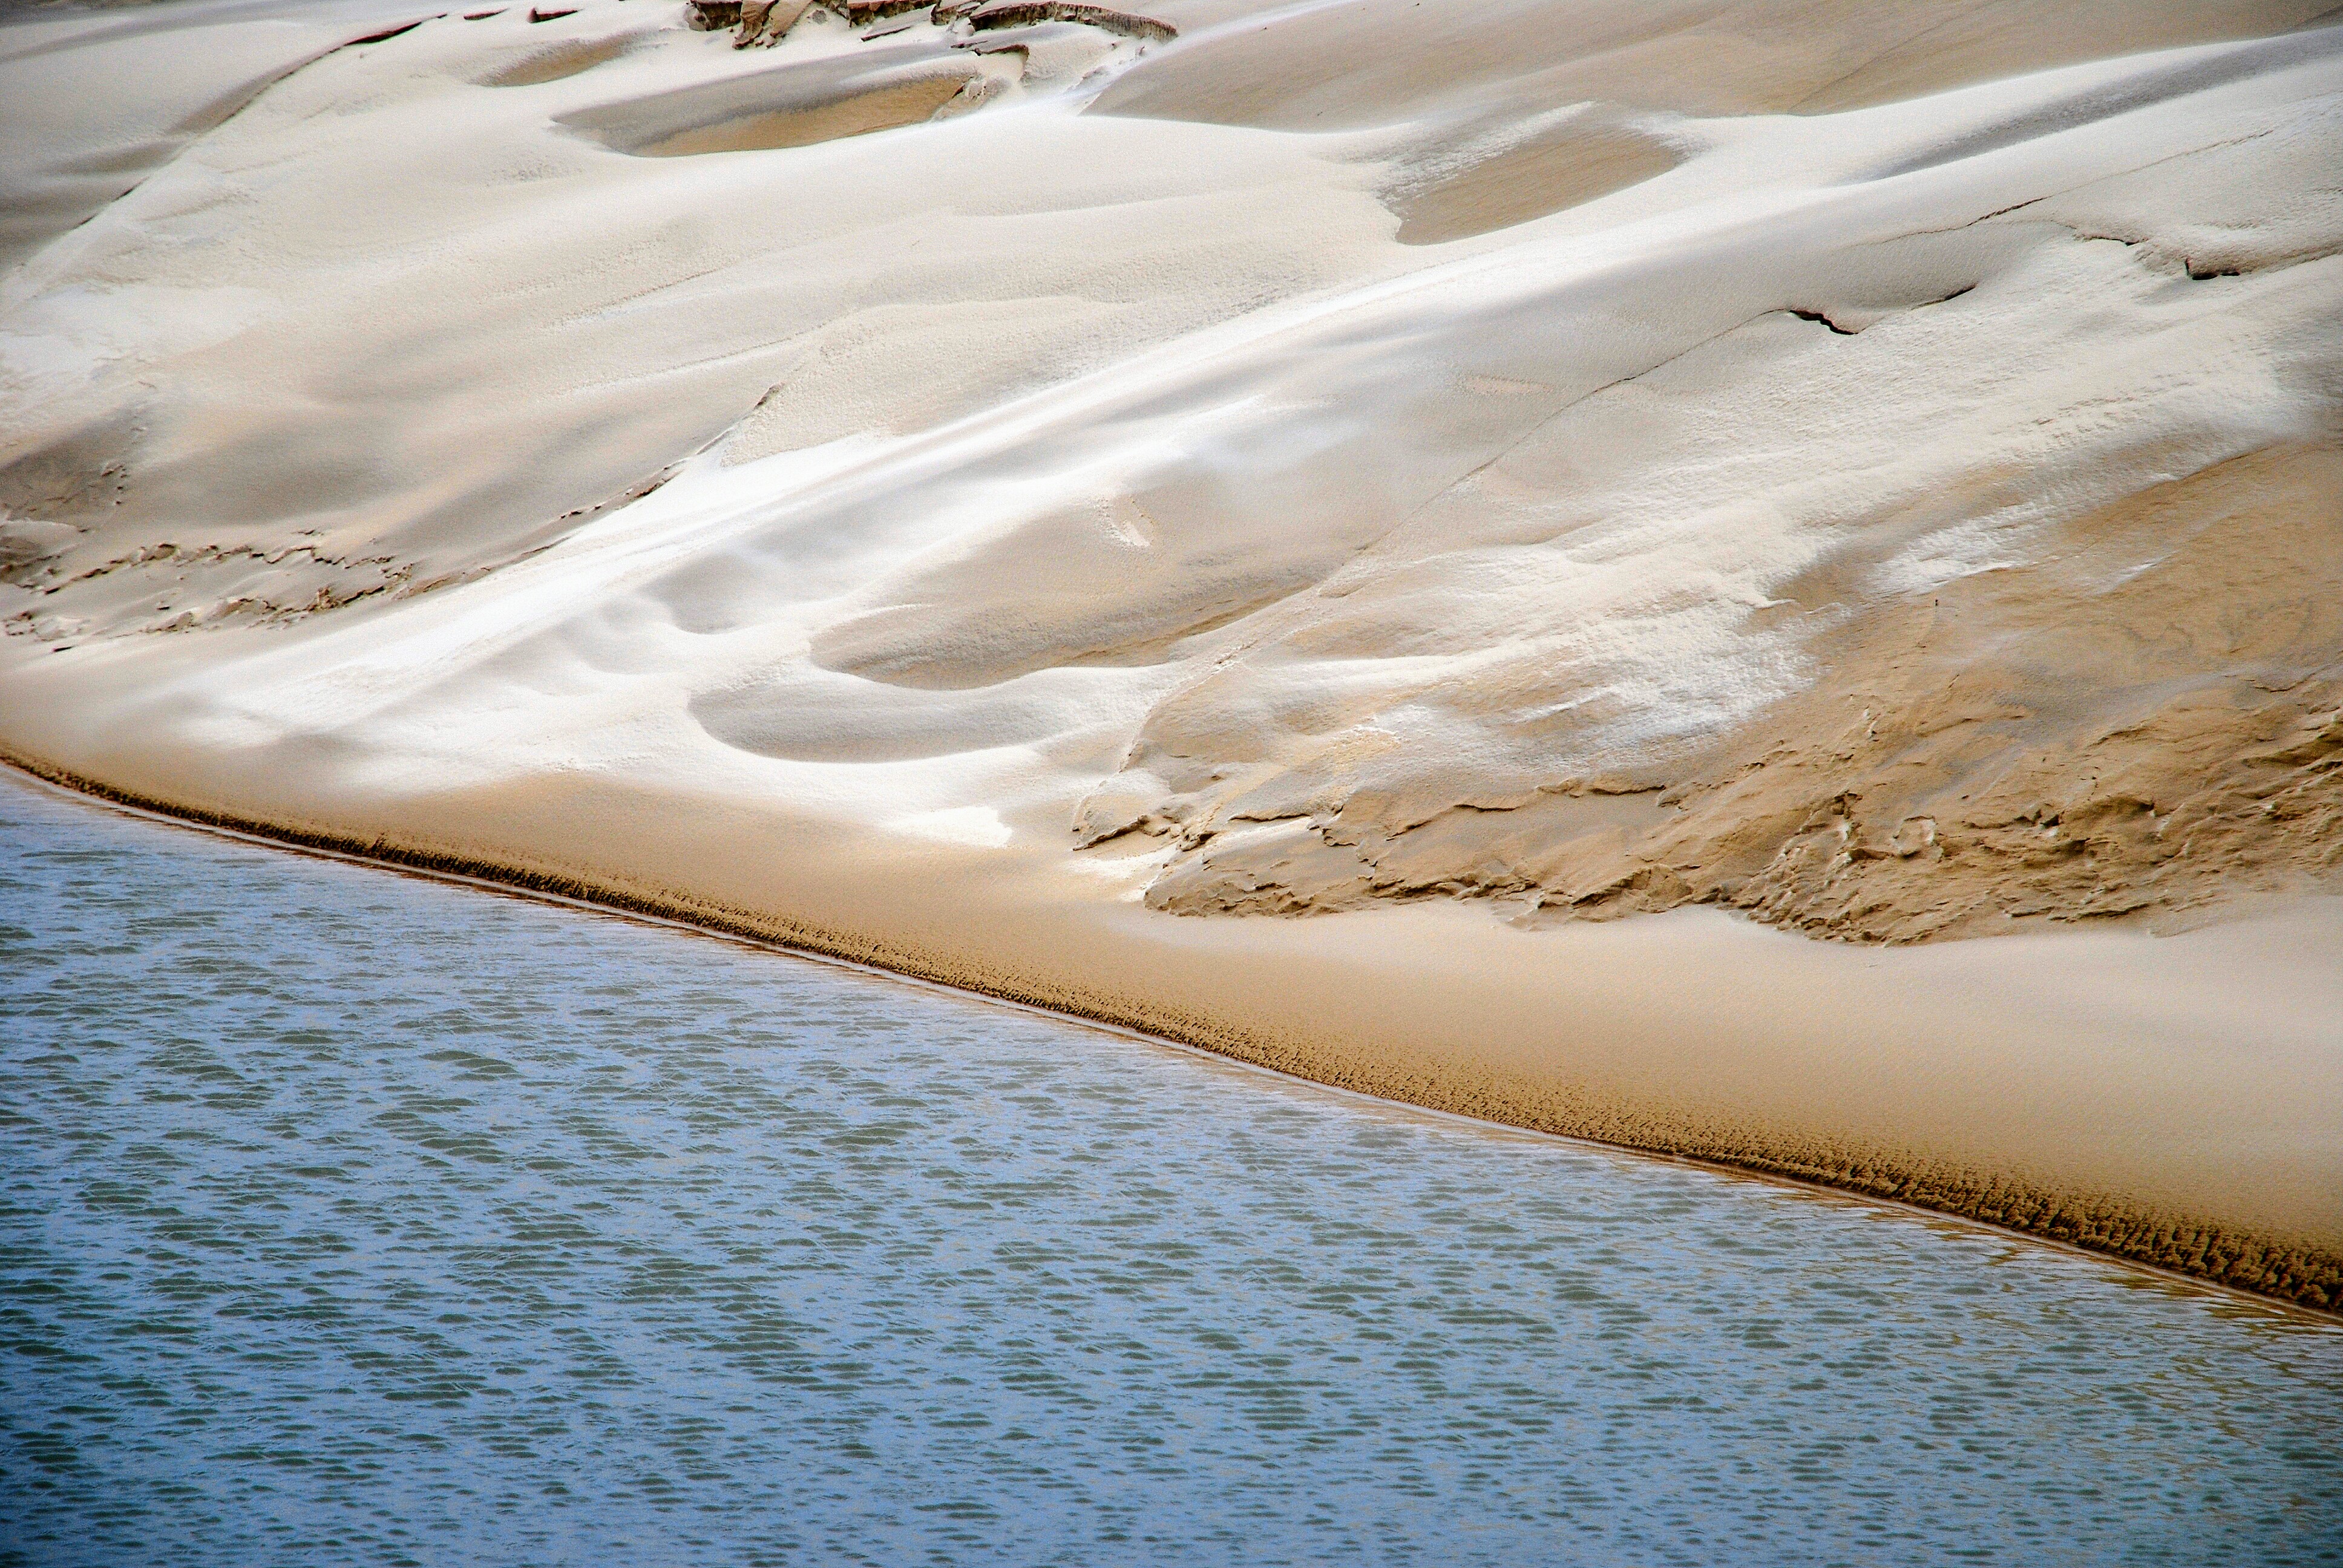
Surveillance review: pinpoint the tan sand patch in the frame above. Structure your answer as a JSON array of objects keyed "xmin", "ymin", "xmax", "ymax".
[
  {"xmin": 1389, "ymin": 122, "xmax": 1682, "ymax": 244},
  {"xmin": 1092, "ymin": 0, "xmax": 2339, "ymax": 128},
  {"xmin": 482, "ymin": 32, "xmax": 642, "ymax": 87},
  {"xmin": 557, "ymin": 47, "xmax": 979, "ymax": 155}
]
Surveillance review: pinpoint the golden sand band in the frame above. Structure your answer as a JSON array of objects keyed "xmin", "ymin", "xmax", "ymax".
[{"xmin": 11, "ymin": 743, "xmax": 2336, "ymax": 1312}]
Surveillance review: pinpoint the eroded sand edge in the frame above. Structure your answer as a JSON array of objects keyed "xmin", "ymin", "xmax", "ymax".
[{"xmin": 10, "ymin": 745, "xmax": 2337, "ymax": 1314}]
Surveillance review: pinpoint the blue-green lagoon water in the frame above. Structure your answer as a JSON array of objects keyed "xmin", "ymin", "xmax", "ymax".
[{"xmin": 2, "ymin": 776, "xmax": 2338, "ymax": 1566}]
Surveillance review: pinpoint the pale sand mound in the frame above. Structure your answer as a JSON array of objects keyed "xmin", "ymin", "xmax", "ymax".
[
  {"xmin": 2, "ymin": 0, "xmax": 2340, "ymax": 1304},
  {"xmin": 0, "ymin": 0, "xmax": 400, "ymax": 268}
]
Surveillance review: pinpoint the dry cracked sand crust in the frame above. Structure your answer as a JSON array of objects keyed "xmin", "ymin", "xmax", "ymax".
[{"xmin": 3, "ymin": 0, "xmax": 2341, "ymax": 1301}]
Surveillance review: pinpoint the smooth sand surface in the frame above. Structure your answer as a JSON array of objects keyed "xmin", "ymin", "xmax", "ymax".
[{"xmin": 3, "ymin": 0, "xmax": 2339, "ymax": 1303}]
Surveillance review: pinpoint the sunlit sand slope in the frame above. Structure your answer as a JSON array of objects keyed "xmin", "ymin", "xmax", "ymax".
[{"xmin": 3, "ymin": 0, "xmax": 2339, "ymax": 1304}]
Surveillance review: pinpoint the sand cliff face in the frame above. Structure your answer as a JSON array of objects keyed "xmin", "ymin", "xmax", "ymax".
[{"xmin": 5, "ymin": 0, "xmax": 2342, "ymax": 1295}]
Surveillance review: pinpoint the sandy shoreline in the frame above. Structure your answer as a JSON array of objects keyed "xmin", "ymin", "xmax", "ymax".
[
  {"xmin": 4, "ymin": 0, "xmax": 2339, "ymax": 1312},
  {"xmin": 12, "ymin": 752, "xmax": 2339, "ymax": 1327},
  {"xmin": 10, "ymin": 742, "xmax": 2338, "ymax": 1313}
]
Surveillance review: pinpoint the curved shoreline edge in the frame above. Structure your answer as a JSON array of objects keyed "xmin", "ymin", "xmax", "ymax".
[{"xmin": 9, "ymin": 746, "xmax": 2338, "ymax": 1321}]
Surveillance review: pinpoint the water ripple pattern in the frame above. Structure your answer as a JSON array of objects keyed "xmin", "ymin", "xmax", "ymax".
[{"xmin": 2, "ymin": 778, "xmax": 2338, "ymax": 1567}]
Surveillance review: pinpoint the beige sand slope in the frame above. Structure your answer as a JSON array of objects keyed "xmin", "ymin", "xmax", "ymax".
[{"xmin": 2, "ymin": 0, "xmax": 2339, "ymax": 1305}]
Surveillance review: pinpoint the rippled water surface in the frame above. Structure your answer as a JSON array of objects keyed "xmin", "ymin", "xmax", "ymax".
[{"xmin": 3, "ymin": 779, "xmax": 2339, "ymax": 1566}]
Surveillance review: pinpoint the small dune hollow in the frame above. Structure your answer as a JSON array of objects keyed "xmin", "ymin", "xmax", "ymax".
[
  {"xmin": 557, "ymin": 48, "xmax": 980, "ymax": 155},
  {"xmin": 484, "ymin": 34, "xmax": 643, "ymax": 88},
  {"xmin": 1389, "ymin": 122, "xmax": 1683, "ymax": 244}
]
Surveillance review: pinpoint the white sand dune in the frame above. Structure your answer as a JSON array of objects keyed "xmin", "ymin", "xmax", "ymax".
[{"xmin": 2, "ymin": 0, "xmax": 2339, "ymax": 1304}]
